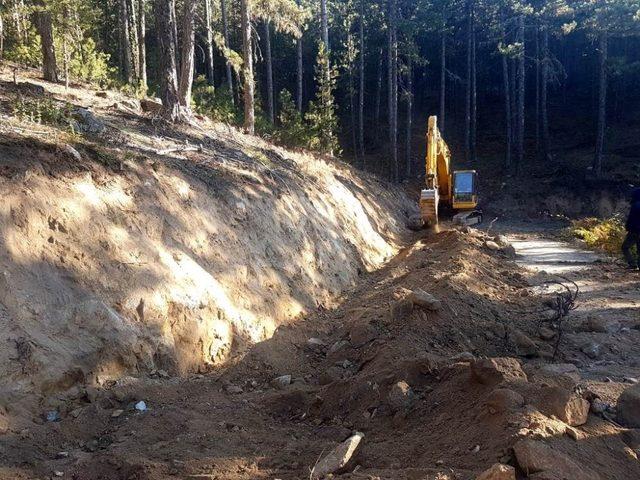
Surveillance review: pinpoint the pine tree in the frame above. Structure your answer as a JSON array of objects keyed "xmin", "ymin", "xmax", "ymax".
[{"xmin": 305, "ymin": 42, "xmax": 339, "ymax": 155}]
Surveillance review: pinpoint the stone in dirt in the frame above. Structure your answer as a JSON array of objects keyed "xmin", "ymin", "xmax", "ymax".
[
  {"xmin": 390, "ymin": 298, "xmax": 414, "ymax": 321},
  {"xmin": 511, "ymin": 329, "xmax": 539, "ymax": 357},
  {"xmin": 450, "ymin": 351, "xmax": 476, "ymax": 363},
  {"xmin": 72, "ymin": 108, "xmax": 106, "ymax": 134},
  {"xmin": 484, "ymin": 388, "xmax": 524, "ymax": 414},
  {"xmin": 470, "ymin": 358, "xmax": 527, "ymax": 386},
  {"xmin": 140, "ymin": 98, "xmax": 162, "ymax": 114},
  {"xmin": 617, "ymin": 383, "xmax": 640, "ymax": 428},
  {"xmin": 225, "ymin": 385, "xmax": 243, "ymax": 394},
  {"xmin": 539, "ymin": 327, "xmax": 556, "ymax": 341},
  {"xmin": 271, "ymin": 375, "xmax": 292, "ymax": 389},
  {"xmin": 580, "ymin": 316, "xmax": 609, "ymax": 333},
  {"xmin": 581, "ymin": 342, "xmax": 601, "ymax": 359},
  {"xmin": 310, "ymin": 432, "xmax": 364, "ymax": 480},
  {"xmin": 387, "ymin": 381, "xmax": 415, "ymax": 411},
  {"xmin": 536, "ymin": 386, "xmax": 589, "ymax": 426},
  {"xmin": 406, "ymin": 289, "xmax": 441, "ymax": 311},
  {"xmin": 475, "ymin": 463, "xmax": 515, "ymax": 480},
  {"xmin": 486, "ymin": 241, "xmax": 501, "ymax": 251},
  {"xmin": 537, "ymin": 363, "xmax": 581, "ymax": 386},
  {"xmin": 513, "ymin": 439, "xmax": 600, "ymax": 480}
]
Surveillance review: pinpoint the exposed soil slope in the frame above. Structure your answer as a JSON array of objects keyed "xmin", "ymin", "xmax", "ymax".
[{"xmin": 0, "ymin": 65, "xmax": 413, "ymax": 417}]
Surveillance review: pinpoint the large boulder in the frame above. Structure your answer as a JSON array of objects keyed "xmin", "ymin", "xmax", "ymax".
[
  {"xmin": 618, "ymin": 383, "xmax": 640, "ymax": 428},
  {"xmin": 513, "ymin": 439, "xmax": 600, "ymax": 480},
  {"xmin": 476, "ymin": 463, "xmax": 516, "ymax": 480},
  {"xmin": 471, "ymin": 358, "xmax": 527, "ymax": 386},
  {"xmin": 310, "ymin": 432, "xmax": 364, "ymax": 479}
]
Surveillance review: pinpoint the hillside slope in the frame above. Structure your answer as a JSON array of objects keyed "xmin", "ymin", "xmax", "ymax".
[{"xmin": 0, "ymin": 66, "xmax": 414, "ymax": 414}]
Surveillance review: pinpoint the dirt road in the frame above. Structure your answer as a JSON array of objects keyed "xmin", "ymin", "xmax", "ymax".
[{"xmin": 1, "ymin": 224, "xmax": 639, "ymax": 480}]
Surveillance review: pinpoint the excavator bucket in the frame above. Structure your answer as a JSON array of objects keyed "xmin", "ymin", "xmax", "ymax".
[{"xmin": 420, "ymin": 188, "xmax": 439, "ymax": 226}]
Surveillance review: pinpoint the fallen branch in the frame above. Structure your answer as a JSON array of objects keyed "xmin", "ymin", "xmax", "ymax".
[{"xmin": 156, "ymin": 145, "xmax": 202, "ymax": 155}]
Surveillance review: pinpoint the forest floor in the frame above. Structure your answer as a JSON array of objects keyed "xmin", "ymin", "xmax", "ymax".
[{"xmin": 0, "ymin": 65, "xmax": 639, "ymax": 480}]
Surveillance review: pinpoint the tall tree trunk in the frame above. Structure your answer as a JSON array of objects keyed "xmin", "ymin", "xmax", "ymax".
[
  {"xmin": 358, "ymin": 0, "xmax": 365, "ymax": 159},
  {"xmin": 387, "ymin": 0, "xmax": 398, "ymax": 182},
  {"xmin": 464, "ymin": 0, "xmax": 472, "ymax": 162},
  {"xmin": 241, "ymin": 0, "xmax": 255, "ymax": 134},
  {"xmin": 405, "ymin": 57, "xmax": 412, "ymax": 179},
  {"xmin": 320, "ymin": 0, "xmax": 330, "ymax": 85},
  {"xmin": 178, "ymin": 0, "xmax": 196, "ymax": 108},
  {"xmin": 320, "ymin": 0, "xmax": 329, "ymax": 52},
  {"xmin": 470, "ymin": 10, "xmax": 477, "ymax": 163},
  {"xmin": 534, "ymin": 22, "xmax": 540, "ymax": 156},
  {"xmin": 501, "ymin": 23, "xmax": 512, "ymax": 169},
  {"xmin": 119, "ymin": 0, "xmax": 134, "ymax": 83},
  {"xmin": 264, "ymin": 20, "xmax": 274, "ymax": 123},
  {"xmin": 154, "ymin": 0, "xmax": 180, "ymax": 121},
  {"xmin": 221, "ymin": 0, "xmax": 234, "ymax": 101},
  {"xmin": 375, "ymin": 48, "xmax": 383, "ymax": 140},
  {"xmin": 516, "ymin": 14, "xmax": 525, "ymax": 173},
  {"xmin": 127, "ymin": 0, "xmax": 140, "ymax": 77},
  {"xmin": 204, "ymin": 0, "xmax": 215, "ymax": 86},
  {"xmin": 33, "ymin": 9, "xmax": 57, "ymax": 82},
  {"xmin": 138, "ymin": 0, "xmax": 147, "ymax": 91},
  {"xmin": 439, "ymin": 27, "xmax": 446, "ymax": 133},
  {"xmin": 296, "ymin": 27, "xmax": 303, "ymax": 112},
  {"xmin": 0, "ymin": 13, "xmax": 5, "ymax": 59},
  {"xmin": 593, "ymin": 30, "xmax": 608, "ymax": 177},
  {"xmin": 510, "ymin": 57, "xmax": 516, "ymax": 138},
  {"xmin": 349, "ymin": 43, "xmax": 357, "ymax": 163},
  {"xmin": 541, "ymin": 25, "xmax": 550, "ymax": 162}
]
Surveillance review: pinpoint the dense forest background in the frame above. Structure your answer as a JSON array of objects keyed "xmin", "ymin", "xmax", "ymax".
[{"xmin": 0, "ymin": 0, "xmax": 639, "ymax": 182}]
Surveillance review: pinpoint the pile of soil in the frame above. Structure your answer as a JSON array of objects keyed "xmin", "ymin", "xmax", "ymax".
[{"xmin": 3, "ymin": 226, "xmax": 638, "ymax": 480}]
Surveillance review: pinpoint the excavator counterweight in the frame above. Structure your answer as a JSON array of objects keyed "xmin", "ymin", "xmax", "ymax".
[{"xmin": 419, "ymin": 116, "xmax": 481, "ymax": 227}]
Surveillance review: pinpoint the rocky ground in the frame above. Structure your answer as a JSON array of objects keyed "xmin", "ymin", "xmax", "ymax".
[{"xmin": 1, "ymin": 222, "xmax": 639, "ymax": 480}]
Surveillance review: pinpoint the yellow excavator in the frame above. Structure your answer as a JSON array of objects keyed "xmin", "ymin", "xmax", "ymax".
[{"xmin": 419, "ymin": 116, "xmax": 481, "ymax": 227}]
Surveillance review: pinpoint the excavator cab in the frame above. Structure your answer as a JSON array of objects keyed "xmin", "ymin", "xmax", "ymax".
[{"xmin": 452, "ymin": 170, "xmax": 478, "ymax": 209}]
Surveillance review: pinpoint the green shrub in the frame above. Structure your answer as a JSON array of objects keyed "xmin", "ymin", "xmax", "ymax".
[
  {"xmin": 5, "ymin": 32, "xmax": 42, "ymax": 67},
  {"xmin": 11, "ymin": 97, "xmax": 74, "ymax": 130},
  {"xmin": 274, "ymin": 90, "xmax": 307, "ymax": 148},
  {"xmin": 66, "ymin": 37, "xmax": 115, "ymax": 86},
  {"xmin": 571, "ymin": 216, "xmax": 627, "ymax": 253},
  {"xmin": 192, "ymin": 75, "xmax": 238, "ymax": 124}
]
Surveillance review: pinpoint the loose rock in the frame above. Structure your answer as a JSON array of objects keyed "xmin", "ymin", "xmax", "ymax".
[
  {"xmin": 271, "ymin": 375, "xmax": 292, "ymax": 389},
  {"xmin": 536, "ymin": 387, "xmax": 589, "ymax": 426},
  {"xmin": 390, "ymin": 298, "xmax": 413, "ymax": 320},
  {"xmin": 470, "ymin": 358, "xmax": 527, "ymax": 386},
  {"xmin": 484, "ymin": 388, "xmax": 524, "ymax": 414},
  {"xmin": 407, "ymin": 289, "xmax": 441, "ymax": 311},
  {"xmin": 581, "ymin": 316, "xmax": 609, "ymax": 333},
  {"xmin": 310, "ymin": 432, "xmax": 364, "ymax": 479},
  {"xmin": 387, "ymin": 381, "xmax": 415, "ymax": 411},
  {"xmin": 618, "ymin": 383, "xmax": 640, "ymax": 428},
  {"xmin": 475, "ymin": 463, "xmax": 516, "ymax": 480},
  {"xmin": 513, "ymin": 439, "xmax": 600, "ymax": 480}
]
